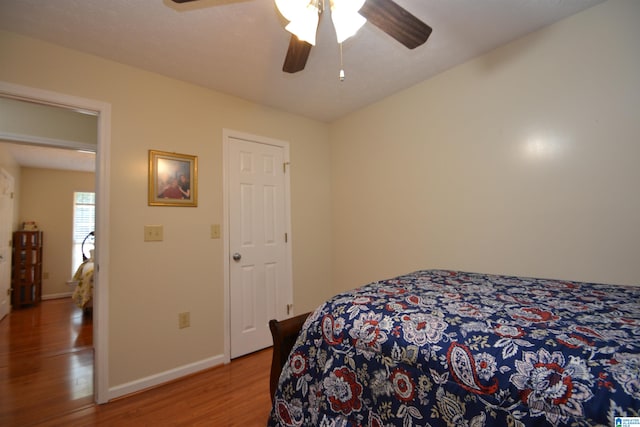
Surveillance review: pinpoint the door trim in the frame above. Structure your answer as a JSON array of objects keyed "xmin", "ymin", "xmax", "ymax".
[
  {"xmin": 222, "ymin": 129, "xmax": 293, "ymax": 362},
  {"xmin": 0, "ymin": 167, "xmax": 14, "ymax": 321},
  {"xmin": 0, "ymin": 81, "xmax": 111, "ymax": 404}
]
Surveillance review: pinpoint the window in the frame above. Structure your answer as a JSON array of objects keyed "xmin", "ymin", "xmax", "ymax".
[{"xmin": 72, "ymin": 192, "xmax": 95, "ymax": 275}]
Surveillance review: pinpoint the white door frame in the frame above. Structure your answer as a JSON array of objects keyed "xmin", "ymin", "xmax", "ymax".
[
  {"xmin": 0, "ymin": 168, "xmax": 14, "ymax": 321},
  {"xmin": 0, "ymin": 81, "xmax": 111, "ymax": 404},
  {"xmin": 222, "ymin": 128, "xmax": 293, "ymax": 363}
]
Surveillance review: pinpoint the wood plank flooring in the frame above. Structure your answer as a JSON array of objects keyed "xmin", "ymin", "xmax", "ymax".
[{"xmin": 0, "ymin": 298, "xmax": 274, "ymax": 426}]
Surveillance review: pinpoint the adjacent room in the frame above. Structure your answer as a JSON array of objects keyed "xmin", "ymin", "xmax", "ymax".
[{"xmin": 0, "ymin": 0, "xmax": 638, "ymax": 425}]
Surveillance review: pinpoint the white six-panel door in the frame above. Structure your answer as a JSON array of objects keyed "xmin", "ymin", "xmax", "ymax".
[{"xmin": 227, "ymin": 134, "xmax": 292, "ymax": 358}]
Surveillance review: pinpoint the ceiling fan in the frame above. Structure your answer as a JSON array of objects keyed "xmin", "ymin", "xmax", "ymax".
[{"xmin": 171, "ymin": 0, "xmax": 432, "ymax": 74}]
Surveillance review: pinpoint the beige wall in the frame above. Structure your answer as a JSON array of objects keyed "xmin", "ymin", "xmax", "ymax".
[
  {"xmin": 330, "ymin": 0, "xmax": 640, "ymax": 292},
  {"xmin": 0, "ymin": 31, "xmax": 333, "ymax": 388},
  {"xmin": 19, "ymin": 167, "xmax": 95, "ymax": 297}
]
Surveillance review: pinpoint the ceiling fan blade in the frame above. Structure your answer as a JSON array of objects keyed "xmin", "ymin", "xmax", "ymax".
[
  {"xmin": 283, "ymin": 35, "xmax": 313, "ymax": 73},
  {"xmin": 360, "ymin": 0, "xmax": 432, "ymax": 49},
  {"xmin": 171, "ymin": 0, "xmax": 199, "ymax": 3}
]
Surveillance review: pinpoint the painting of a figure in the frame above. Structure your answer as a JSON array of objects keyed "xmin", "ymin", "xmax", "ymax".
[{"xmin": 148, "ymin": 150, "xmax": 197, "ymax": 207}]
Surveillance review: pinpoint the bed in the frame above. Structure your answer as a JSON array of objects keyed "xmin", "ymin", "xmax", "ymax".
[
  {"xmin": 268, "ymin": 269, "xmax": 640, "ymax": 426},
  {"xmin": 71, "ymin": 258, "xmax": 94, "ymax": 310},
  {"xmin": 70, "ymin": 231, "xmax": 95, "ymax": 311}
]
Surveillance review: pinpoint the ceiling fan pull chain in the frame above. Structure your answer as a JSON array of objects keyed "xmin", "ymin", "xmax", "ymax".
[{"xmin": 339, "ymin": 42, "xmax": 345, "ymax": 82}]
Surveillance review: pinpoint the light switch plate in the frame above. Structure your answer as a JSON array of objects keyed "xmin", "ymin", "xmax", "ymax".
[
  {"xmin": 144, "ymin": 225, "xmax": 163, "ymax": 242},
  {"xmin": 211, "ymin": 224, "xmax": 221, "ymax": 239},
  {"xmin": 178, "ymin": 312, "xmax": 190, "ymax": 329}
]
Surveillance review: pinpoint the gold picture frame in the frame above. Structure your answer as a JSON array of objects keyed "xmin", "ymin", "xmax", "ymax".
[{"xmin": 148, "ymin": 150, "xmax": 197, "ymax": 207}]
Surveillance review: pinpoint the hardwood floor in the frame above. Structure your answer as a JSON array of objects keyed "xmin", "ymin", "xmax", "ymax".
[
  {"xmin": 0, "ymin": 298, "xmax": 94, "ymax": 426},
  {"xmin": 0, "ymin": 299, "xmax": 274, "ymax": 426}
]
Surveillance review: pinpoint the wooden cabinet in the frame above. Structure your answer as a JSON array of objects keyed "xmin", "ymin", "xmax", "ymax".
[{"xmin": 11, "ymin": 231, "xmax": 43, "ymax": 308}]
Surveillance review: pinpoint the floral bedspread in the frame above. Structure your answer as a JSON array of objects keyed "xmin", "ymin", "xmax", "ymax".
[
  {"xmin": 268, "ymin": 270, "xmax": 640, "ymax": 427},
  {"xmin": 71, "ymin": 260, "xmax": 94, "ymax": 309}
]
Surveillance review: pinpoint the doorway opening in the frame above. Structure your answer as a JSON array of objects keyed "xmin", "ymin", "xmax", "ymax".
[{"xmin": 0, "ymin": 81, "xmax": 111, "ymax": 405}]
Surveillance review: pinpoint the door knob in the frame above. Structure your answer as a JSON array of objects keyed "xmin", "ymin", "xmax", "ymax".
[{"xmin": 232, "ymin": 253, "xmax": 242, "ymax": 261}]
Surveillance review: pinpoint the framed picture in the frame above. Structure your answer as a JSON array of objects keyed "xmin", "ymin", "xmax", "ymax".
[{"xmin": 148, "ymin": 150, "xmax": 198, "ymax": 207}]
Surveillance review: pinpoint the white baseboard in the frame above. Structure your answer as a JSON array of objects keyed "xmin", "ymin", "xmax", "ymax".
[
  {"xmin": 42, "ymin": 292, "xmax": 73, "ymax": 300},
  {"xmin": 107, "ymin": 354, "xmax": 226, "ymax": 401}
]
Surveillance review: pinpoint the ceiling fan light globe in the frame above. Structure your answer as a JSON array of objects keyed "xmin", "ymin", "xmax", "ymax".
[
  {"xmin": 330, "ymin": 0, "xmax": 366, "ymax": 13},
  {"xmin": 285, "ymin": 9, "xmax": 320, "ymax": 45},
  {"xmin": 275, "ymin": 0, "xmax": 309, "ymax": 22},
  {"xmin": 332, "ymin": 11, "xmax": 366, "ymax": 43}
]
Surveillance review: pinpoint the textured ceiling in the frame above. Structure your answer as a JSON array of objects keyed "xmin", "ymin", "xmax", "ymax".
[{"xmin": 0, "ymin": 0, "xmax": 604, "ymax": 123}]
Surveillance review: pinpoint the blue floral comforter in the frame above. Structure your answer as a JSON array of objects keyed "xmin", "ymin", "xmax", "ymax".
[{"xmin": 269, "ymin": 270, "xmax": 640, "ymax": 427}]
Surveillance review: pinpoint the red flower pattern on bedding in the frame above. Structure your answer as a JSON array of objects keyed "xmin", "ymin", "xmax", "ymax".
[{"xmin": 269, "ymin": 270, "xmax": 640, "ymax": 426}]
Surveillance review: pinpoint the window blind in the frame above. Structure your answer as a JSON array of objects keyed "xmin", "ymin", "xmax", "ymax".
[{"xmin": 72, "ymin": 192, "xmax": 95, "ymax": 274}]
